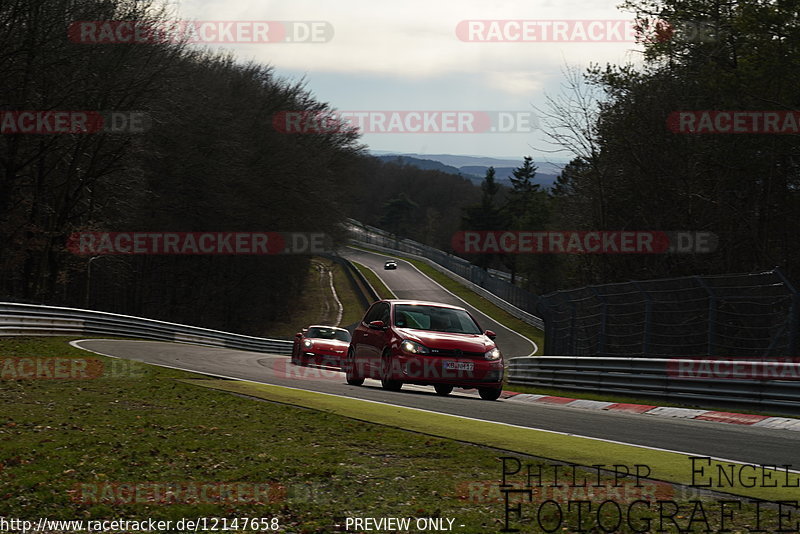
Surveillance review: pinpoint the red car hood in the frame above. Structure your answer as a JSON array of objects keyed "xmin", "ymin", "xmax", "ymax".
[{"xmin": 396, "ymin": 328, "xmax": 493, "ymax": 353}]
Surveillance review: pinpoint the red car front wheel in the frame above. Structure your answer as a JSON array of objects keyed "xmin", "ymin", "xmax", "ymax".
[
  {"xmin": 478, "ymin": 387, "xmax": 502, "ymax": 401},
  {"xmin": 380, "ymin": 349, "xmax": 403, "ymax": 391},
  {"xmin": 345, "ymin": 349, "xmax": 364, "ymax": 386}
]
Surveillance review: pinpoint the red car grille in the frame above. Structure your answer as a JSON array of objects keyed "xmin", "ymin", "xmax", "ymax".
[
  {"xmin": 426, "ymin": 348, "xmax": 485, "ymax": 359},
  {"xmin": 313, "ymin": 347, "xmax": 346, "ymax": 356}
]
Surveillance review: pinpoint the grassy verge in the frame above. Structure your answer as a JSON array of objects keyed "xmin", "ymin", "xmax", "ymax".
[
  {"xmin": 352, "ymin": 261, "xmax": 395, "ymax": 299},
  {"xmin": 266, "ymin": 257, "xmax": 362, "ymax": 336},
  {"xmin": 328, "ymin": 258, "xmax": 365, "ymax": 327},
  {"xmin": 0, "ymin": 337, "xmax": 788, "ymax": 533}
]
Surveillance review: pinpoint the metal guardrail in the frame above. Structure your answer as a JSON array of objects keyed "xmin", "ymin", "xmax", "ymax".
[
  {"xmin": 0, "ymin": 302, "xmax": 293, "ymax": 354},
  {"xmin": 6, "ymin": 305, "xmax": 797, "ymax": 414},
  {"xmin": 349, "ymin": 240, "xmax": 544, "ymax": 331},
  {"xmin": 508, "ymin": 356, "xmax": 800, "ymax": 415},
  {"xmin": 345, "ymin": 220, "xmax": 545, "ymax": 330}
]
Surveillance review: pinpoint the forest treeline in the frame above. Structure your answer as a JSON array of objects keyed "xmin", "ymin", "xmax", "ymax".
[
  {"xmin": 3, "ymin": 0, "xmax": 798, "ymax": 333},
  {"xmin": 0, "ymin": 0, "xmax": 482, "ymax": 334},
  {"xmin": 457, "ymin": 0, "xmax": 800, "ymax": 295}
]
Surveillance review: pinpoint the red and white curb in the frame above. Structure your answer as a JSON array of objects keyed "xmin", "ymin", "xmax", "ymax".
[
  {"xmin": 310, "ymin": 376, "xmax": 798, "ymax": 430},
  {"xmin": 504, "ymin": 393, "xmax": 800, "ymax": 431}
]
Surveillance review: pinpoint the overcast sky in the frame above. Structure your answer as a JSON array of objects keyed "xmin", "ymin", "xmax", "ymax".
[{"xmin": 169, "ymin": 0, "xmax": 646, "ymax": 161}]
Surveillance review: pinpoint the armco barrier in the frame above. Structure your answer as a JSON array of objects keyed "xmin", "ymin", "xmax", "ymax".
[
  {"xmin": 0, "ymin": 302, "xmax": 293, "ymax": 354},
  {"xmin": 346, "ymin": 219, "xmax": 545, "ymax": 326},
  {"xmin": 508, "ymin": 356, "xmax": 800, "ymax": 415},
  {"xmin": 348, "ymin": 239, "xmax": 544, "ymax": 331}
]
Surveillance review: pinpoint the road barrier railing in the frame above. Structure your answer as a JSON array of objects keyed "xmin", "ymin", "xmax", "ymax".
[
  {"xmin": 345, "ymin": 219, "xmax": 545, "ymax": 330},
  {"xmin": 6, "ymin": 303, "xmax": 798, "ymax": 414},
  {"xmin": 0, "ymin": 302, "xmax": 293, "ymax": 354},
  {"xmin": 508, "ymin": 355, "xmax": 800, "ymax": 415}
]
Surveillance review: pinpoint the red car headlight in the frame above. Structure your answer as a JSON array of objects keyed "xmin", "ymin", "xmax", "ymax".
[
  {"xmin": 484, "ymin": 347, "xmax": 501, "ymax": 361},
  {"xmin": 401, "ymin": 339, "xmax": 429, "ymax": 355}
]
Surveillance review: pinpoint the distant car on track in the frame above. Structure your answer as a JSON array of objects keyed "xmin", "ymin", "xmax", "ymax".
[
  {"xmin": 344, "ymin": 299, "xmax": 504, "ymax": 400},
  {"xmin": 292, "ymin": 325, "xmax": 352, "ymax": 367},
  {"xmin": 384, "ymin": 260, "xmax": 398, "ymax": 270}
]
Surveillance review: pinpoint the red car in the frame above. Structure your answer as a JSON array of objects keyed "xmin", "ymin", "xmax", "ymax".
[
  {"xmin": 344, "ymin": 299, "xmax": 504, "ymax": 400},
  {"xmin": 291, "ymin": 325, "xmax": 352, "ymax": 367}
]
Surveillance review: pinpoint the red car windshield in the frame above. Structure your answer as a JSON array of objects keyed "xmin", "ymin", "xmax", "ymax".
[
  {"xmin": 306, "ymin": 327, "xmax": 351, "ymax": 342},
  {"xmin": 393, "ymin": 304, "xmax": 482, "ymax": 335}
]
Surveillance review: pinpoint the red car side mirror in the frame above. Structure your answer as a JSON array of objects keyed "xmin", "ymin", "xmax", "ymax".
[
  {"xmin": 484, "ymin": 330, "xmax": 497, "ymax": 340},
  {"xmin": 368, "ymin": 320, "xmax": 386, "ymax": 330}
]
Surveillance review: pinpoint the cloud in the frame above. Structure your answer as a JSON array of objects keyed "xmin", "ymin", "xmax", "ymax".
[
  {"xmin": 167, "ymin": 0, "xmax": 641, "ymax": 157},
  {"xmin": 485, "ymin": 71, "xmax": 548, "ymax": 97},
  {"xmin": 173, "ymin": 0, "xmax": 642, "ymax": 78}
]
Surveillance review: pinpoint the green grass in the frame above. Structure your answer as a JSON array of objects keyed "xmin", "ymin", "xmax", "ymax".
[
  {"xmin": 0, "ymin": 337, "xmax": 789, "ymax": 533},
  {"xmin": 0, "ymin": 337, "xmax": 507, "ymax": 531},
  {"xmin": 266, "ymin": 257, "xmax": 363, "ymax": 336},
  {"xmin": 352, "ymin": 261, "xmax": 395, "ymax": 299},
  {"xmin": 328, "ymin": 258, "xmax": 365, "ymax": 327},
  {"xmin": 193, "ymin": 378, "xmax": 800, "ymax": 502}
]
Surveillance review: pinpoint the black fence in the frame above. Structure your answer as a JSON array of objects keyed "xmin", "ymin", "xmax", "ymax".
[
  {"xmin": 540, "ymin": 269, "xmax": 799, "ymax": 358},
  {"xmin": 347, "ymin": 220, "xmax": 799, "ymax": 358}
]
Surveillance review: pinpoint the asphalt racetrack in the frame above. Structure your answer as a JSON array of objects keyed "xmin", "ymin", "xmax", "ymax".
[{"xmin": 73, "ymin": 248, "xmax": 800, "ymax": 468}]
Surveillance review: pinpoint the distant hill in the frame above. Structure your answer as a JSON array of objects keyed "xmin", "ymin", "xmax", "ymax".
[
  {"xmin": 375, "ymin": 155, "xmax": 476, "ymax": 179},
  {"xmin": 374, "ymin": 152, "xmax": 564, "ymax": 188},
  {"xmin": 459, "ymin": 166, "xmax": 558, "ymax": 189}
]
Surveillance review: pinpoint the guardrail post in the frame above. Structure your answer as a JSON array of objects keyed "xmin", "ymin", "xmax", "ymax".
[
  {"xmin": 568, "ymin": 299, "xmax": 577, "ymax": 354},
  {"xmin": 695, "ymin": 276, "xmax": 716, "ymax": 357},
  {"xmin": 774, "ymin": 268, "xmax": 799, "ymax": 356},
  {"xmin": 588, "ymin": 286, "xmax": 607, "ymax": 355},
  {"xmin": 631, "ymin": 282, "xmax": 652, "ymax": 356}
]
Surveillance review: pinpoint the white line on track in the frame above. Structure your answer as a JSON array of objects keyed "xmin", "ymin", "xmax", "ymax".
[
  {"xmin": 70, "ymin": 338, "xmax": 792, "ymax": 472},
  {"xmin": 328, "ymin": 268, "xmax": 344, "ymax": 327}
]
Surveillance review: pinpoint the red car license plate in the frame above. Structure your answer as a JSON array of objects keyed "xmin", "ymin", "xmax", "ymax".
[{"xmin": 444, "ymin": 361, "xmax": 474, "ymax": 371}]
